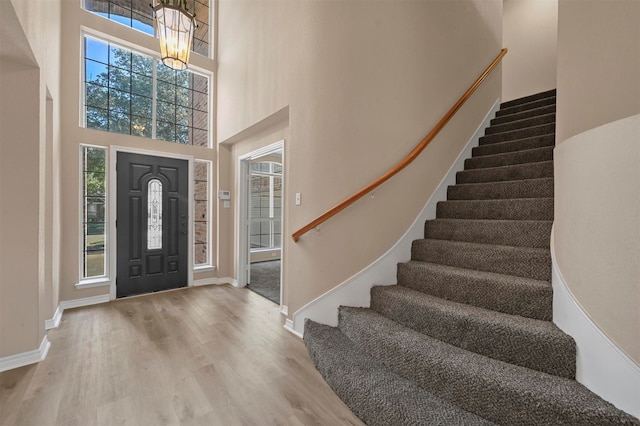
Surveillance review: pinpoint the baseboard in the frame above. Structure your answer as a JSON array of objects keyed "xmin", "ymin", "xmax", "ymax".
[
  {"xmin": 280, "ymin": 305, "xmax": 288, "ymax": 316},
  {"xmin": 0, "ymin": 336, "xmax": 51, "ymax": 373},
  {"xmin": 45, "ymin": 305, "xmax": 63, "ymax": 330},
  {"xmin": 550, "ymin": 226, "xmax": 640, "ymax": 418},
  {"xmin": 284, "ymin": 318, "xmax": 303, "ymax": 339},
  {"xmin": 60, "ymin": 294, "xmax": 110, "ymax": 311},
  {"xmin": 193, "ymin": 277, "xmax": 238, "ymax": 287},
  {"xmin": 290, "ymin": 99, "xmax": 501, "ymax": 336}
]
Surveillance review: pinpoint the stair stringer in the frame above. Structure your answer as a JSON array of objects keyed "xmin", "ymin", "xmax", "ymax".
[
  {"xmin": 550, "ymin": 225, "xmax": 640, "ymax": 418},
  {"xmin": 287, "ymin": 99, "xmax": 501, "ymax": 337}
]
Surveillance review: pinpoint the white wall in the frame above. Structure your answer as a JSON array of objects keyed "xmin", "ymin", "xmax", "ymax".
[
  {"xmin": 217, "ymin": 0, "xmax": 504, "ymax": 315},
  {"xmin": 502, "ymin": 0, "xmax": 558, "ymax": 101}
]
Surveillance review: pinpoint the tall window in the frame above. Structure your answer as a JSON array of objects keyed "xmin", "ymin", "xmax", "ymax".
[
  {"xmin": 194, "ymin": 160, "xmax": 211, "ymax": 267},
  {"xmin": 84, "ymin": 0, "xmax": 210, "ymax": 57},
  {"xmin": 250, "ymin": 162, "xmax": 282, "ymax": 250},
  {"xmin": 82, "ymin": 146, "xmax": 107, "ymax": 279},
  {"xmin": 84, "ymin": 35, "xmax": 210, "ymax": 146}
]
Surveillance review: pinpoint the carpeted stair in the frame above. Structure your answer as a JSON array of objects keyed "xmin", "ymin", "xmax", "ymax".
[{"xmin": 303, "ymin": 89, "xmax": 640, "ymax": 425}]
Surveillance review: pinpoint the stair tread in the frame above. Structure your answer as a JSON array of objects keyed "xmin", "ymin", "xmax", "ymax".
[
  {"xmin": 436, "ymin": 198, "xmax": 554, "ymax": 221},
  {"xmin": 447, "ymin": 177, "xmax": 554, "ymax": 200},
  {"xmin": 338, "ymin": 307, "xmax": 637, "ymax": 425},
  {"xmin": 500, "ymin": 89, "xmax": 556, "ymax": 109},
  {"xmin": 479, "ymin": 123, "xmax": 555, "ymax": 145},
  {"xmin": 303, "ymin": 321, "xmax": 494, "ymax": 426},
  {"xmin": 456, "ymin": 161, "xmax": 554, "ymax": 184},
  {"xmin": 472, "ymin": 134, "xmax": 555, "ymax": 156},
  {"xmin": 370, "ymin": 285, "xmax": 575, "ymax": 378},
  {"xmin": 491, "ymin": 104, "xmax": 556, "ymax": 125},
  {"xmin": 485, "ymin": 113, "xmax": 556, "ymax": 135},
  {"xmin": 398, "ymin": 260, "xmax": 552, "ymax": 320},
  {"xmin": 411, "ymin": 238, "xmax": 551, "ymax": 281},
  {"xmin": 497, "ymin": 97, "xmax": 556, "ymax": 117}
]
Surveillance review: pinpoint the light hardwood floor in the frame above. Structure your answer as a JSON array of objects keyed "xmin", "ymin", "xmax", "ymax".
[{"xmin": 0, "ymin": 285, "xmax": 364, "ymax": 426}]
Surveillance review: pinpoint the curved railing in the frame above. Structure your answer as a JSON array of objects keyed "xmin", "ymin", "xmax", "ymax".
[{"xmin": 292, "ymin": 48, "xmax": 508, "ymax": 242}]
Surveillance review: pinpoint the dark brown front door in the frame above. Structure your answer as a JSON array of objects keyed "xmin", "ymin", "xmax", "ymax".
[{"xmin": 116, "ymin": 152, "xmax": 188, "ymax": 298}]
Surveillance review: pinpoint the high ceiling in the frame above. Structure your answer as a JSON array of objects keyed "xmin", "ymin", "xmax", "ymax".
[{"xmin": 0, "ymin": 0, "xmax": 38, "ymax": 71}]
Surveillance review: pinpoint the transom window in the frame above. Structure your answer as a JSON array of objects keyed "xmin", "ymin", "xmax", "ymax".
[
  {"xmin": 84, "ymin": 0, "xmax": 210, "ymax": 57},
  {"xmin": 84, "ymin": 35, "xmax": 210, "ymax": 146}
]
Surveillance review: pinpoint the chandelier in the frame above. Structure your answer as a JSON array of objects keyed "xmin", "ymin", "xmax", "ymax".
[{"xmin": 152, "ymin": 0, "xmax": 197, "ymax": 70}]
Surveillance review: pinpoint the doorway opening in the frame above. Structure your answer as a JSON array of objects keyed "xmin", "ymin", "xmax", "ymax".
[{"xmin": 238, "ymin": 142, "xmax": 284, "ymax": 306}]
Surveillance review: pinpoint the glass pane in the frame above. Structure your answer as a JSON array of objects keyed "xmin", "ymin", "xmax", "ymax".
[
  {"xmin": 109, "ymin": 111, "xmax": 130, "ymax": 135},
  {"xmin": 85, "ymin": 60, "xmax": 108, "ymax": 85},
  {"xmin": 82, "ymin": 146, "xmax": 107, "ymax": 279},
  {"xmin": 131, "ymin": 95, "xmax": 152, "ymax": 118},
  {"xmin": 85, "ymin": 37, "xmax": 109, "ymax": 62},
  {"xmin": 86, "ymin": 83, "xmax": 109, "ymax": 109},
  {"xmin": 131, "ymin": 116, "xmax": 152, "ymax": 138},
  {"xmin": 147, "ymin": 179, "xmax": 163, "ymax": 250},
  {"xmin": 131, "ymin": 74, "xmax": 153, "ymax": 97},
  {"xmin": 194, "ymin": 243, "xmax": 207, "ymax": 265},
  {"xmin": 194, "ymin": 221, "xmax": 207, "ymax": 244},
  {"xmin": 86, "ymin": 107, "xmax": 109, "ymax": 130}
]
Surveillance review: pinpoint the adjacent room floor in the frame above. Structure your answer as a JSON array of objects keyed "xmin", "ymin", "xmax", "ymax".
[
  {"xmin": 247, "ymin": 260, "xmax": 281, "ymax": 305},
  {"xmin": 0, "ymin": 285, "xmax": 362, "ymax": 426}
]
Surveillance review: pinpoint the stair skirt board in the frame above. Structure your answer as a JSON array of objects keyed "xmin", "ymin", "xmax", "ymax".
[
  {"xmin": 288, "ymin": 99, "xmax": 501, "ymax": 336},
  {"xmin": 551, "ymin": 226, "xmax": 640, "ymax": 419}
]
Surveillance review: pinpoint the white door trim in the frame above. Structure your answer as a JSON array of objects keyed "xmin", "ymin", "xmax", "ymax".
[
  {"xmin": 236, "ymin": 140, "xmax": 285, "ymax": 307},
  {"xmin": 109, "ymin": 145, "xmax": 194, "ymax": 300}
]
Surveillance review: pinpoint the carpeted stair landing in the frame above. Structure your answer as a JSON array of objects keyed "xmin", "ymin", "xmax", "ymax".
[{"xmin": 303, "ymin": 89, "xmax": 640, "ymax": 425}]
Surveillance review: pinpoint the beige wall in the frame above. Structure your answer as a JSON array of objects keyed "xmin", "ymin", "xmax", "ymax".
[
  {"xmin": 502, "ymin": 0, "xmax": 558, "ymax": 102},
  {"xmin": 0, "ymin": 0, "xmax": 61, "ymax": 357},
  {"xmin": 555, "ymin": 0, "xmax": 640, "ymax": 365},
  {"xmin": 217, "ymin": 0, "xmax": 503, "ymax": 314}
]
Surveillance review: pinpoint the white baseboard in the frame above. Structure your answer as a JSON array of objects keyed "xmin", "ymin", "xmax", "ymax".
[
  {"xmin": 284, "ymin": 318, "xmax": 303, "ymax": 339},
  {"xmin": 60, "ymin": 294, "xmax": 110, "ymax": 311},
  {"xmin": 280, "ymin": 305, "xmax": 288, "ymax": 316},
  {"xmin": 290, "ymin": 99, "xmax": 501, "ymax": 336},
  {"xmin": 193, "ymin": 277, "xmax": 238, "ymax": 287},
  {"xmin": 550, "ymin": 227, "xmax": 640, "ymax": 418},
  {"xmin": 0, "ymin": 336, "xmax": 51, "ymax": 373},
  {"xmin": 45, "ymin": 305, "xmax": 63, "ymax": 330}
]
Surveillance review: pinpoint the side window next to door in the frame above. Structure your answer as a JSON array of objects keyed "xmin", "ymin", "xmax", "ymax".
[{"xmin": 81, "ymin": 145, "xmax": 107, "ymax": 280}]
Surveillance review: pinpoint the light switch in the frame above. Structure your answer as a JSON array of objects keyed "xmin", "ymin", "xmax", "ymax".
[
  {"xmin": 295, "ymin": 192, "xmax": 301, "ymax": 206},
  {"xmin": 223, "ymin": 200, "xmax": 230, "ymax": 208}
]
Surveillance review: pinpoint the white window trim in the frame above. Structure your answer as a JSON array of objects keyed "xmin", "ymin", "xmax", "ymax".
[
  {"xmin": 78, "ymin": 144, "xmax": 109, "ymax": 285},
  {"xmin": 194, "ymin": 159, "xmax": 213, "ymax": 268}
]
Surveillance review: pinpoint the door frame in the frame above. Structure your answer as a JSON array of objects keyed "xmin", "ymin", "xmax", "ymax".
[
  {"xmin": 236, "ymin": 140, "xmax": 285, "ymax": 305},
  {"xmin": 109, "ymin": 146, "xmax": 194, "ymax": 300}
]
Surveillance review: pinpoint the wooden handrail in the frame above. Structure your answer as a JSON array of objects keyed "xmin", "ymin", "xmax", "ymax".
[{"xmin": 292, "ymin": 48, "xmax": 508, "ymax": 243}]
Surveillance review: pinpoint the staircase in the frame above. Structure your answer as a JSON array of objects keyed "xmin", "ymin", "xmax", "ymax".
[{"xmin": 303, "ymin": 90, "xmax": 640, "ymax": 425}]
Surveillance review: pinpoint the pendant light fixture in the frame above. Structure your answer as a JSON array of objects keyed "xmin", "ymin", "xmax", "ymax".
[{"xmin": 152, "ymin": 0, "xmax": 197, "ymax": 70}]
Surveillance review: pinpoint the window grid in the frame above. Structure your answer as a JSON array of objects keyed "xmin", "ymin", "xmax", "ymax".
[
  {"xmin": 84, "ymin": 0, "xmax": 210, "ymax": 57},
  {"xmin": 84, "ymin": 35, "xmax": 209, "ymax": 146},
  {"xmin": 250, "ymin": 162, "xmax": 282, "ymax": 251}
]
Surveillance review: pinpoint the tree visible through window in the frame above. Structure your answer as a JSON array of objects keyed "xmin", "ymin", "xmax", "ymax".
[
  {"xmin": 84, "ymin": 35, "xmax": 209, "ymax": 146},
  {"xmin": 82, "ymin": 146, "xmax": 107, "ymax": 279}
]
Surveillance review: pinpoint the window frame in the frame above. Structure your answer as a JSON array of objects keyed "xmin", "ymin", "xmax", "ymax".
[
  {"xmin": 193, "ymin": 159, "xmax": 212, "ymax": 270},
  {"xmin": 81, "ymin": 31, "xmax": 213, "ymax": 148},
  {"xmin": 82, "ymin": 0, "xmax": 213, "ymax": 59},
  {"xmin": 249, "ymin": 161, "xmax": 283, "ymax": 252},
  {"xmin": 78, "ymin": 144, "xmax": 110, "ymax": 288}
]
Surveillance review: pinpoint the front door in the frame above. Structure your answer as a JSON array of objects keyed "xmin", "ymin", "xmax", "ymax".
[{"xmin": 116, "ymin": 152, "xmax": 189, "ymax": 298}]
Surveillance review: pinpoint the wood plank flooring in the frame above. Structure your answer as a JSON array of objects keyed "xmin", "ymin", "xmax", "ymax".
[{"xmin": 0, "ymin": 285, "xmax": 363, "ymax": 426}]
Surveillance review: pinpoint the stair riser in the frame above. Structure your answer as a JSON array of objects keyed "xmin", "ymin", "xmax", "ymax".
[
  {"xmin": 411, "ymin": 240, "xmax": 551, "ymax": 281},
  {"xmin": 425, "ymin": 219, "xmax": 552, "ymax": 248},
  {"xmin": 472, "ymin": 135, "xmax": 555, "ymax": 157},
  {"xmin": 397, "ymin": 262, "xmax": 553, "ymax": 320},
  {"xmin": 485, "ymin": 114, "xmax": 555, "ymax": 135},
  {"xmin": 465, "ymin": 147, "xmax": 553, "ymax": 170},
  {"xmin": 447, "ymin": 178, "xmax": 554, "ymax": 200},
  {"xmin": 500, "ymin": 89, "xmax": 556, "ymax": 109},
  {"xmin": 457, "ymin": 161, "xmax": 553, "ymax": 184},
  {"xmin": 480, "ymin": 123, "xmax": 555, "ymax": 145},
  {"xmin": 497, "ymin": 96, "xmax": 557, "ymax": 116},
  {"xmin": 436, "ymin": 199, "xmax": 554, "ymax": 221},
  {"xmin": 370, "ymin": 286, "xmax": 576, "ymax": 378},
  {"xmin": 491, "ymin": 105, "xmax": 556, "ymax": 126}
]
